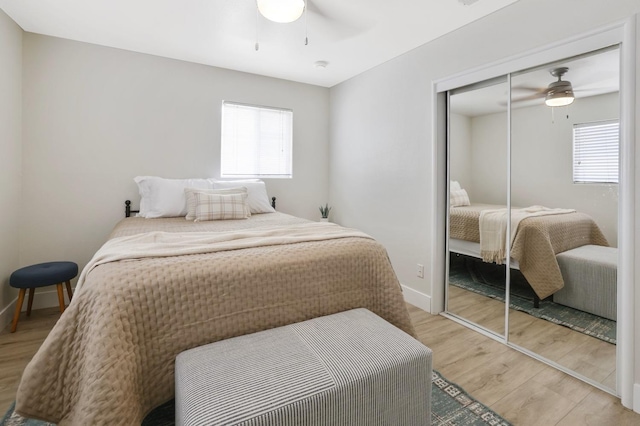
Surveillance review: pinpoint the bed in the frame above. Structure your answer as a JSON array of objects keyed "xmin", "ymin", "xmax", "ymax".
[
  {"xmin": 449, "ymin": 203, "xmax": 609, "ymax": 301},
  {"xmin": 15, "ymin": 204, "xmax": 413, "ymax": 425}
]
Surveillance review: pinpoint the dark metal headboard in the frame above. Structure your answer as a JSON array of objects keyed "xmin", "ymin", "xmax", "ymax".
[
  {"xmin": 125, "ymin": 200, "xmax": 139, "ymax": 218},
  {"xmin": 124, "ymin": 197, "xmax": 277, "ymax": 218}
]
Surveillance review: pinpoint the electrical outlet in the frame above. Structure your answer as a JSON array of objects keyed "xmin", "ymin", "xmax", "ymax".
[{"xmin": 417, "ymin": 264, "xmax": 424, "ymax": 279}]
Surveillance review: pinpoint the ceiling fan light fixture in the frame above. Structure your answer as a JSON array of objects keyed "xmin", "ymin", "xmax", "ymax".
[
  {"xmin": 545, "ymin": 90, "xmax": 575, "ymax": 107},
  {"xmin": 257, "ymin": 0, "xmax": 305, "ymax": 23},
  {"xmin": 544, "ymin": 67, "xmax": 575, "ymax": 107}
]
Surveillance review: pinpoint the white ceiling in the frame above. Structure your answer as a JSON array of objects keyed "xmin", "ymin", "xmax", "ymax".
[
  {"xmin": 450, "ymin": 48, "xmax": 620, "ymax": 117},
  {"xmin": 0, "ymin": 0, "xmax": 520, "ymax": 87}
]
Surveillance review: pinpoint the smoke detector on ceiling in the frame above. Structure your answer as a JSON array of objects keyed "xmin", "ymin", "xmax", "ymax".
[{"xmin": 458, "ymin": 0, "xmax": 480, "ymax": 5}]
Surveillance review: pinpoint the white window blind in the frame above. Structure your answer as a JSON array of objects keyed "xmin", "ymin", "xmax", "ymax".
[
  {"xmin": 573, "ymin": 120, "xmax": 619, "ymax": 184},
  {"xmin": 221, "ymin": 101, "xmax": 293, "ymax": 178}
]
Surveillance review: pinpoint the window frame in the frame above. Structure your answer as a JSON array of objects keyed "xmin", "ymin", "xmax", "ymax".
[
  {"xmin": 220, "ymin": 101, "xmax": 293, "ymax": 179},
  {"xmin": 572, "ymin": 119, "xmax": 619, "ymax": 184}
]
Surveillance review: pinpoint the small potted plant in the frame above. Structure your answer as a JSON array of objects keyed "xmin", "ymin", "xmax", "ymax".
[{"xmin": 319, "ymin": 203, "xmax": 331, "ymax": 222}]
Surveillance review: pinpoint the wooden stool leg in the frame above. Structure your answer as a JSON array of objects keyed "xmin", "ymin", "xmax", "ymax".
[
  {"xmin": 11, "ymin": 289, "xmax": 26, "ymax": 333},
  {"xmin": 56, "ymin": 283, "xmax": 65, "ymax": 313},
  {"xmin": 27, "ymin": 288, "xmax": 35, "ymax": 316},
  {"xmin": 65, "ymin": 280, "xmax": 73, "ymax": 303}
]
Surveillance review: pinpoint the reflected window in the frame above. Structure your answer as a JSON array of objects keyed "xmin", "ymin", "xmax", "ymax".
[{"xmin": 573, "ymin": 120, "xmax": 619, "ymax": 184}]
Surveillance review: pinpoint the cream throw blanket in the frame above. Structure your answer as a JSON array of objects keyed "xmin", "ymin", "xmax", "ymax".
[
  {"xmin": 479, "ymin": 205, "xmax": 575, "ymax": 263},
  {"xmin": 76, "ymin": 222, "xmax": 372, "ymax": 293}
]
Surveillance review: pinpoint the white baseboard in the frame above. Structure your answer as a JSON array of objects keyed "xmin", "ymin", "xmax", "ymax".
[
  {"xmin": 401, "ymin": 284, "xmax": 431, "ymax": 313},
  {"xmin": 634, "ymin": 383, "xmax": 640, "ymax": 413},
  {"xmin": 0, "ymin": 289, "xmax": 71, "ymax": 330}
]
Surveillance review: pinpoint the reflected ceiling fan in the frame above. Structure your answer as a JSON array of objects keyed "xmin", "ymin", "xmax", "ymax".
[
  {"xmin": 510, "ymin": 67, "xmax": 576, "ymax": 107},
  {"xmin": 543, "ymin": 67, "xmax": 575, "ymax": 107}
]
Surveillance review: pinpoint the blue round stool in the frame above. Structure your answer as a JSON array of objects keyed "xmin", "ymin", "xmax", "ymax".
[{"xmin": 10, "ymin": 261, "xmax": 78, "ymax": 333}]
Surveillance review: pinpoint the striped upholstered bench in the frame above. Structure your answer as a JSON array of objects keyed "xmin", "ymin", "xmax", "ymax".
[
  {"xmin": 555, "ymin": 245, "xmax": 617, "ymax": 321},
  {"xmin": 175, "ymin": 309, "xmax": 432, "ymax": 425}
]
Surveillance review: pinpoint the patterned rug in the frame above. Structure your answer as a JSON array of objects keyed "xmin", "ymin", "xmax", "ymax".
[
  {"xmin": 449, "ymin": 254, "xmax": 616, "ymax": 344},
  {"xmin": 1, "ymin": 370, "xmax": 510, "ymax": 426}
]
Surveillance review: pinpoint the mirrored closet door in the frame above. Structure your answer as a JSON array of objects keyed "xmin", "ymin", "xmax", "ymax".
[
  {"xmin": 447, "ymin": 78, "xmax": 509, "ymax": 338},
  {"xmin": 446, "ymin": 46, "xmax": 620, "ymax": 394}
]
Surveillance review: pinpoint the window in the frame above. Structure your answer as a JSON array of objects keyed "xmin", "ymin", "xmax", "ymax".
[
  {"xmin": 573, "ymin": 120, "xmax": 619, "ymax": 184},
  {"xmin": 221, "ymin": 101, "xmax": 293, "ymax": 178}
]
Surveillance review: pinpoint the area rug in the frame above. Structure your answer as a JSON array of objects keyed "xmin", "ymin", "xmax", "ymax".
[
  {"xmin": 449, "ymin": 254, "xmax": 616, "ymax": 344},
  {"xmin": 0, "ymin": 370, "xmax": 510, "ymax": 426}
]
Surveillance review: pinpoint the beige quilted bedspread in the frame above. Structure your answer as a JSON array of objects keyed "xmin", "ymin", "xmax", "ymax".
[
  {"xmin": 16, "ymin": 213, "xmax": 413, "ymax": 425},
  {"xmin": 450, "ymin": 204, "xmax": 609, "ymax": 299}
]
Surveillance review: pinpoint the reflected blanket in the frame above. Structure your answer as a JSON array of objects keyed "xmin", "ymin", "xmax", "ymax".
[
  {"xmin": 451, "ymin": 204, "xmax": 608, "ymax": 299},
  {"xmin": 479, "ymin": 205, "xmax": 576, "ymax": 264}
]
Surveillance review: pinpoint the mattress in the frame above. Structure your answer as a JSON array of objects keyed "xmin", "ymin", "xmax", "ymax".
[
  {"xmin": 16, "ymin": 212, "xmax": 414, "ymax": 425},
  {"xmin": 449, "ymin": 204, "xmax": 609, "ymax": 299}
]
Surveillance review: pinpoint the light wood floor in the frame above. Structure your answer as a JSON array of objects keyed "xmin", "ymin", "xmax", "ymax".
[
  {"xmin": 409, "ymin": 304, "xmax": 639, "ymax": 425},
  {"xmin": 1, "ymin": 305, "xmax": 639, "ymax": 425},
  {"xmin": 448, "ymin": 285, "xmax": 617, "ymax": 390},
  {"xmin": 0, "ymin": 307, "xmax": 61, "ymax": 415}
]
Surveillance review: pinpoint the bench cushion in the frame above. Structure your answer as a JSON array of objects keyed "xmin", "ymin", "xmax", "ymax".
[
  {"xmin": 175, "ymin": 308, "xmax": 432, "ymax": 426},
  {"xmin": 555, "ymin": 245, "xmax": 617, "ymax": 321}
]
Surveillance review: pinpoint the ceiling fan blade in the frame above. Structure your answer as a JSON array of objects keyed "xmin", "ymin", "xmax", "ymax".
[
  {"xmin": 511, "ymin": 85, "xmax": 548, "ymax": 95},
  {"xmin": 513, "ymin": 92, "xmax": 547, "ymax": 102},
  {"xmin": 305, "ymin": 0, "xmax": 372, "ymax": 40},
  {"xmin": 305, "ymin": 0, "xmax": 329, "ymax": 20},
  {"xmin": 498, "ymin": 92, "xmax": 546, "ymax": 107}
]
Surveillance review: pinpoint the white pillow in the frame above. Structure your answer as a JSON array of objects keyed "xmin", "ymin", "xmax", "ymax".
[
  {"xmin": 184, "ymin": 187, "xmax": 250, "ymax": 221},
  {"xmin": 194, "ymin": 192, "xmax": 250, "ymax": 221},
  {"xmin": 212, "ymin": 180, "xmax": 275, "ymax": 214},
  {"xmin": 450, "ymin": 181, "xmax": 462, "ymax": 191},
  {"xmin": 450, "ymin": 189, "xmax": 471, "ymax": 207},
  {"xmin": 134, "ymin": 176, "xmax": 213, "ymax": 218}
]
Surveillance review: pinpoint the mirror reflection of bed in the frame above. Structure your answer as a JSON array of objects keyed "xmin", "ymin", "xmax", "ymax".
[{"xmin": 446, "ymin": 46, "xmax": 619, "ymax": 393}]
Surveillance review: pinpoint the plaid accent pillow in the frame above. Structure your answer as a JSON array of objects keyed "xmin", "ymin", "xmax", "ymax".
[
  {"xmin": 185, "ymin": 187, "xmax": 249, "ymax": 220},
  {"xmin": 194, "ymin": 192, "xmax": 250, "ymax": 221},
  {"xmin": 450, "ymin": 189, "xmax": 470, "ymax": 207}
]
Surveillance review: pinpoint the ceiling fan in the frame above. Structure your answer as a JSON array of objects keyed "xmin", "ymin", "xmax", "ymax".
[
  {"xmin": 253, "ymin": 0, "xmax": 370, "ymax": 48},
  {"xmin": 510, "ymin": 67, "xmax": 576, "ymax": 107},
  {"xmin": 544, "ymin": 67, "xmax": 575, "ymax": 107}
]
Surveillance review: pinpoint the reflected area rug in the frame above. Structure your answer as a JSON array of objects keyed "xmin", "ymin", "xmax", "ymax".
[
  {"xmin": 1, "ymin": 370, "xmax": 510, "ymax": 426},
  {"xmin": 449, "ymin": 254, "xmax": 616, "ymax": 344}
]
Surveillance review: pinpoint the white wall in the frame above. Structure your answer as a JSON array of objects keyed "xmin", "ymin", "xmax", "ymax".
[
  {"xmin": 464, "ymin": 93, "xmax": 619, "ymax": 245},
  {"xmin": 328, "ymin": 58, "xmax": 431, "ymax": 296},
  {"xmin": 0, "ymin": 9, "xmax": 22, "ymax": 324},
  {"xmin": 469, "ymin": 112, "xmax": 508, "ymax": 205},
  {"xmin": 20, "ymin": 33, "xmax": 329, "ymax": 289},
  {"xmin": 448, "ymin": 113, "xmax": 473, "ymax": 194}
]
